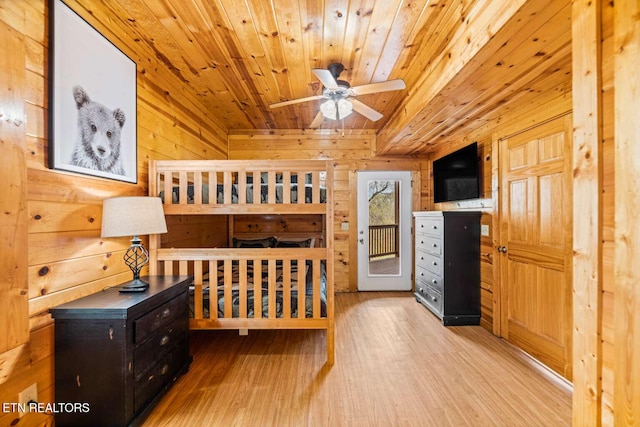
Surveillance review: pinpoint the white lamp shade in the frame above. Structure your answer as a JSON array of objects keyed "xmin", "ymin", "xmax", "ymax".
[
  {"xmin": 101, "ymin": 197, "xmax": 168, "ymax": 238},
  {"xmin": 337, "ymin": 98, "xmax": 353, "ymax": 118},
  {"xmin": 320, "ymin": 98, "xmax": 353, "ymax": 120},
  {"xmin": 320, "ymin": 99, "xmax": 337, "ymax": 119}
]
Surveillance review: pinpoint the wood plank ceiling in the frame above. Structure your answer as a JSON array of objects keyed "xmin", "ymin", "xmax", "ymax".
[{"xmin": 100, "ymin": 0, "xmax": 572, "ymax": 156}]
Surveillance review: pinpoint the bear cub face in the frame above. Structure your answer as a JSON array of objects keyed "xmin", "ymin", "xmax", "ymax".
[{"xmin": 70, "ymin": 86, "xmax": 126, "ymax": 175}]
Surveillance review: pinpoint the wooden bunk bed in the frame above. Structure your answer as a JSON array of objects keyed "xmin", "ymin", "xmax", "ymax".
[{"xmin": 148, "ymin": 160, "xmax": 335, "ymax": 364}]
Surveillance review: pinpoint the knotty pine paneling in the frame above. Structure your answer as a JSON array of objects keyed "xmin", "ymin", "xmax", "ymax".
[
  {"xmin": 228, "ymin": 130, "xmax": 421, "ymax": 292},
  {"xmin": 377, "ymin": 0, "xmax": 570, "ymax": 155},
  {"xmin": 0, "ymin": 1, "xmax": 227, "ymax": 424},
  {"xmin": 600, "ymin": 1, "xmax": 615, "ymax": 422}
]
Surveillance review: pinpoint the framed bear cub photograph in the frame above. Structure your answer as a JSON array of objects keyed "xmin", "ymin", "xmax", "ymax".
[{"xmin": 49, "ymin": 0, "xmax": 137, "ymax": 184}]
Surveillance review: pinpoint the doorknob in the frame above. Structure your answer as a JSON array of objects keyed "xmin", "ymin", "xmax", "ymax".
[{"xmin": 497, "ymin": 246, "xmax": 507, "ymax": 253}]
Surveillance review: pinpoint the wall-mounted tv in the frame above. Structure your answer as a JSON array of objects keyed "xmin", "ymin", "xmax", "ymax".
[{"xmin": 433, "ymin": 142, "xmax": 480, "ymax": 203}]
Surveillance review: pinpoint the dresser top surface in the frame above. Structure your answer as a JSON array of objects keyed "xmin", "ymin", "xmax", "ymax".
[
  {"xmin": 413, "ymin": 210, "xmax": 482, "ymax": 218},
  {"xmin": 50, "ymin": 275, "xmax": 191, "ymax": 319}
]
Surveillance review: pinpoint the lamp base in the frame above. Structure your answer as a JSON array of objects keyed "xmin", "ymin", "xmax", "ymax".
[{"xmin": 118, "ymin": 278, "xmax": 149, "ymax": 293}]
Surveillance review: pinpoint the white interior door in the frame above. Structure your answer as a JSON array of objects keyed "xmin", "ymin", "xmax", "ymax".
[{"xmin": 357, "ymin": 171, "xmax": 412, "ymax": 291}]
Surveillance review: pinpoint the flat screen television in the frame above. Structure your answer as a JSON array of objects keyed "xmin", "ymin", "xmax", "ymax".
[{"xmin": 433, "ymin": 142, "xmax": 480, "ymax": 203}]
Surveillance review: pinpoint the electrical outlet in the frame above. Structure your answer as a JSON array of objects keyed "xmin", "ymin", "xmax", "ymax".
[{"xmin": 18, "ymin": 383, "xmax": 37, "ymax": 417}]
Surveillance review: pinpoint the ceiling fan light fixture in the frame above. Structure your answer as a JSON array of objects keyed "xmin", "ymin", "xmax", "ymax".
[{"xmin": 321, "ymin": 98, "xmax": 353, "ymax": 120}]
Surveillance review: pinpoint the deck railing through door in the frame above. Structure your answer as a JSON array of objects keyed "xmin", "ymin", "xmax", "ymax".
[{"xmin": 369, "ymin": 224, "xmax": 399, "ymax": 259}]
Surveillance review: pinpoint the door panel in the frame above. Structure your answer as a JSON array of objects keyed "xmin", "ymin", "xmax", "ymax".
[
  {"xmin": 508, "ymin": 179, "xmax": 529, "ymax": 242},
  {"xmin": 499, "ymin": 116, "xmax": 572, "ymax": 379},
  {"xmin": 539, "ymin": 172, "xmax": 564, "ymax": 247}
]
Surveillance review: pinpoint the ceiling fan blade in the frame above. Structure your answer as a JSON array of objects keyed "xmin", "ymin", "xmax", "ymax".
[
  {"xmin": 309, "ymin": 110, "xmax": 324, "ymax": 128},
  {"xmin": 350, "ymin": 79, "xmax": 406, "ymax": 96},
  {"xmin": 350, "ymin": 98, "xmax": 383, "ymax": 122},
  {"xmin": 312, "ymin": 69, "xmax": 339, "ymax": 90},
  {"xmin": 270, "ymin": 95, "xmax": 324, "ymax": 109}
]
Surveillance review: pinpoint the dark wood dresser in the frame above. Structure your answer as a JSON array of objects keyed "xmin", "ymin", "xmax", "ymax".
[
  {"xmin": 50, "ymin": 276, "xmax": 192, "ymax": 427},
  {"xmin": 413, "ymin": 211, "xmax": 481, "ymax": 325}
]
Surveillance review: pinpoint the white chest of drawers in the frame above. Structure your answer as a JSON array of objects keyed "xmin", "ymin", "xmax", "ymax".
[{"xmin": 413, "ymin": 211, "xmax": 481, "ymax": 325}]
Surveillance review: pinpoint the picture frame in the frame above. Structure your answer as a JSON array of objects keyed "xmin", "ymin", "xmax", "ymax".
[{"xmin": 49, "ymin": 0, "xmax": 137, "ymax": 183}]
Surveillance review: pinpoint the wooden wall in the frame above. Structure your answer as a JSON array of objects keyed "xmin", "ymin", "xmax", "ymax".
[
  {"xmin": 600, "ymin": 1, "xmax": 615, "ymax": 421},
  {"xmin": 227, "ymin": 129, "xmax": 422, "ymax": 293},
  {"xmin": 571, "ymin": 0, "xmax": 624, "ymax": 424},
  {"xmin": 0, "ymin": 1, "xmax": 227, "ymax": 425}
]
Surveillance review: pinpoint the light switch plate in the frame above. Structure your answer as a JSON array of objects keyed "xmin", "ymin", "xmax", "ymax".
[{"xmin": 481, "ymin": 224, "xmax": 490, "ymax": 236}]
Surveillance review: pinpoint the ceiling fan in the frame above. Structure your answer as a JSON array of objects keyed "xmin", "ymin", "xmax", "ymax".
[{"xmin": 269, "ymin": 63, "xmax": 406, "ymax": 128}]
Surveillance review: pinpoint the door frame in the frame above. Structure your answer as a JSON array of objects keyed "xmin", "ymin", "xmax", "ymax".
[
  {"xmin": 356, "ymin": 170, "xmax": 413, "ymax": 291},
  {"xmin": 348, "ymin": 162, "xmax": 421, "ymax": 292}
]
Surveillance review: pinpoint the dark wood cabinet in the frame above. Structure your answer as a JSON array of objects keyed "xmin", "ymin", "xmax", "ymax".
[
  {"xmin": 50, "ymin": 276, "xmax": 192, "ymax": 427},
  {"xmin": 413, "ymin": 211, "xmax": 481, "ymax": 325}
]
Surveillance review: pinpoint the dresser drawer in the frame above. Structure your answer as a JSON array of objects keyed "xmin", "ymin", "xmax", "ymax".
[
  {"xmin": 415, "ymin": 216, "xmax": 443, "ymax": 237},
  {"xmin": 416, "ymin": 266, "xmax": 443, "ymax": 292},
  {"xmin": 422, "ymin": 284, "xmax": 443, "ymax": 316},
  {"xmin": 134, "ymin": 344, "xmax": 188, "ymax": 413},
  {"xmin": 416, "ymin": 250, "xmax": 442, "ymax": 276},
  {"xmin": 134, "ymin": 316, "xmax": 188, "ymax": 378},
  {"xmin": 416, "ymin": 235, "xmax": 442, "ymax": 255},
  {"xmin": 134, "ymin": 291, "xmax": 188, "ymax": 343},
  {"xmin": 415, "ymin": 279, "xmax": 430, "ymax": 300}
]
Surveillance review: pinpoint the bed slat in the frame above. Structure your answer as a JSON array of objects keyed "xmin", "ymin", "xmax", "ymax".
[
  {"xmin": 209, "ymin": 260, "xmax": 218, "ymax": 319},
  {"xmin": 268, "ymin": 259, "xmax": 276, "ymax": 319},
  {"xmin": 193, "ymin": 261, "xmax": 203, "ymax": 320},
  {"xmin": 254, "ymin": 259, "xmax": 262, "ymax": 319},
  {"xmin": 297, "ymin": 258, "xmax": 305, "ymax": 319},
  {"xmin": 239, "ymin": 260, "xmax": 247, "ymax": 318},
  {"xmin": 282, "ymin": 259, "xmax": 291, "ymax": 319}
]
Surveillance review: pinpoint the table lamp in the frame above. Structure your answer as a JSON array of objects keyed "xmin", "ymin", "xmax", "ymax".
[{"xmin": 101, "ymin": 196, "xmax": 167, "ymax": 292}]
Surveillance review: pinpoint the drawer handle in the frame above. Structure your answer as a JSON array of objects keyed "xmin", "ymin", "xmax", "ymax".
[
  {"xmin": 420, "ymin": 241, "xmax": 424, "ymax": 245},
  {"xmin": 420, "ymin": 224, "xmax": 424, "ymax": 228},
  {"xmin": 431, "ymin": 279, "xmax": 438, "ymax": 285},
  {"xmin": 432, "ymin": 261, "xmax": 437, "ymax": 266},
  {"xmin": 162, "ymin": 308, "xmax": 171, "ymax": 318},
  {"xmin": 161, "ymin": 364, "xmax": 169, "ymax": 375},
  {"xmin": 420, "ymin": 256, "xmax": 424, "ymax": 261},
  {"xmin": 420, "ymin": 272, "xmax": 424, "ymax": 276},
  {"xmin": 432, "ymin": 243, "xmax": 437, "ymax": 248},
  {"xmin": 431, "ymin": 296, "xmax": 438, "ymax": 302},
  {"xmin": 432, "ymin": 225, "xmax": 437, "ymax": 229},
  {"xmin": 160, "ymin": 335, "xmax": 170, "ymax": 346}
]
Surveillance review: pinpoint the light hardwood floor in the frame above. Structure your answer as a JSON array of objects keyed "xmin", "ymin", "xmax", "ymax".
[{"xmin": 143, "ymin": 292, "xmax": 572, "ymax": 426}]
